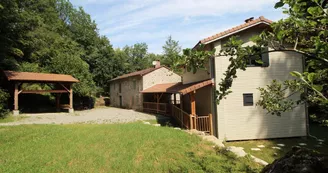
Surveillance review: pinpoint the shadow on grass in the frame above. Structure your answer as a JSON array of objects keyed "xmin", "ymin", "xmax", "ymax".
[
  {"xmin": 155, "ymin": 115, "xmax": 180, "ymax": 127},
  {"xmin": 226, "ymin": 125, "xmax": 328, "ymax": 163}
]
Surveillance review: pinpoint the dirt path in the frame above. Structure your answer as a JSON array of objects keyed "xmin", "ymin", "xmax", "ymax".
[{"xmin": 0, "ymin": 107, "xmax": 160, "ymax": 126}]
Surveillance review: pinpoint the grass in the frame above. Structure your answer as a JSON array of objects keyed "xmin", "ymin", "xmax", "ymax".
[
  {"xmin": 0, "ymin": 123, "xmax": 263, "ymax": 173},
  {"xmin": 0, "ymin": 115, "xmax": 27, "ymax": 123},
  {"xmin": 225, "ymin": 123, "xmax": 328, "ymax": 163}
]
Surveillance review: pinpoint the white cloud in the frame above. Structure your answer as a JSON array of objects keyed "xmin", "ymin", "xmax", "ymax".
[
  {"xmin": 97, "ymin": 0, "xmax": 277, "ymax": 33},
  {"xmin": 71, "ymin": 0, "xmax": 284, "ymax": 53}
]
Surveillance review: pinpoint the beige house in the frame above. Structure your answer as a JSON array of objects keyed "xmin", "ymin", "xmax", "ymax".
[
  {"xmin": 139, "ymin": 16, "xmax": 307, "ymax": 141},
  {"xmin": 110, "ymin": 16, "xmax": 307, "ymax": 141},
  {"xmin": 109, "ymin": 61, "xmax": 181, "ymax": 111},
  {"xmin": 192, "ymin": 16, "xmax": 307, "ymax": 140}
]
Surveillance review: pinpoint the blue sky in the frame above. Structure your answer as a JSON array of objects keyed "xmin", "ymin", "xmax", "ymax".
[{"xmin": 70, "ymin": 0, "xmax": 285, "ymax": 54}]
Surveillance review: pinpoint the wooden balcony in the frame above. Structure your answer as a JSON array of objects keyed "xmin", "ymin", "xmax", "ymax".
[{"xmin": 143, "ymin": 103, "xmax": 213, "ymax": 135}]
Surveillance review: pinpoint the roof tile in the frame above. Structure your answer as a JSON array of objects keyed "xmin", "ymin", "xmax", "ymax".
[
  {"xmin": 110, "ymin": 66, "xmax": 165, "ymax": 81},
  {"xmin": 198, "ymin": 16, "xmax": 272, "ymax": 45},
  {"xmin": 141, "ymin": 79, "xmax": 213, "ymax": 95}
]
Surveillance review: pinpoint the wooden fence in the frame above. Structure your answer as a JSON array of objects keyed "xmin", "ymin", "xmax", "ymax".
[
  {"xmin": 171, "ymin": 105, "xmax": 194, "ymax": 129},
  {"xmin": 143, "ymin": 102, "xmax": 213, "ymax": 135},
  {"xmin": 196, "ymin": 114, "xmax": 213, "ymax": 135},
  {"xmin": 143, "ymin": 102, "xmax": 168, "ymax": 115}
]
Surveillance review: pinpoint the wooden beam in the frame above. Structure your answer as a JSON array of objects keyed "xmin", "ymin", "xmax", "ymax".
[
  {"xmin": 69, "ymin": 84, "xmax": 73, "ymax": 109},
  {"xmin": 190, "ymin": 92, "xmax": 196, "ymax": 115},
  {"xmin": 14, "ymin": 83, "xmax": 19, "ymax": 110},
  {"xmin": 59, "ymin": 83, "xmax": 70, "ymax": 92},
  {"xmin": 20, "ymin": 90, "xmax": 69, "ymax": 94}
]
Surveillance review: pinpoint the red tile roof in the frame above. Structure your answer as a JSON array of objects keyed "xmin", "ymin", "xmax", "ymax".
[
  {"xmin": 197, "ymin": 16, "xmax": 272, "ymax": 46},
  {"xmin": 3, "ymin": 71, "xmax": 79, "ymax": 83},
  {"xmin": 141, "ymin": 79, "xmax": 213, "ymax": 95},
  {"xmin": 110, "ymin": 66, "xmax": 169, "ymax": 81}
]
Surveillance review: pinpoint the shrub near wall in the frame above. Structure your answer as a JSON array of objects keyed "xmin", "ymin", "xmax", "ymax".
[{"xmin": 0, "ymin": 89, "xmax": 9, "ymax": 118}]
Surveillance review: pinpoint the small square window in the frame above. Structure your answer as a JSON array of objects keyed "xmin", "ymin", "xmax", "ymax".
[{"xmin": 243, "ymin": 93, "xmax": 254, "ymax": 106}]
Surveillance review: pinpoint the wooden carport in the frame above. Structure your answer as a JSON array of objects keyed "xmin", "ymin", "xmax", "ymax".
[{"xmin": 2, "ymin": 71, "xmax": 79, "ymax": 115}]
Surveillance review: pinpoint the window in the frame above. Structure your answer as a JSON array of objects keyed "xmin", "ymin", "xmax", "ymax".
[
  {"xmin": 246, "ymin": 47, "xmax": 269, "ymax": 67},
  {"xmin": 119, "ymin": 83, "xmax": 122, "ymax": 93},
  {"xmin": 243, "ymin": 93, "xmax": 254, "ymax": 106},
  {"xmin": 246, "ymin": 56, "xmax": 262, "ymax": 67},
  {"xmin": 133, "ymin": 80, "xmax": 137, "ymax": 90}
]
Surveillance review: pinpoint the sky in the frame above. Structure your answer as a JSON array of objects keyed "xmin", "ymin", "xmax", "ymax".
[{"xmin": 70, "ymin": 0, "xmax": 285, "ymax": 54}]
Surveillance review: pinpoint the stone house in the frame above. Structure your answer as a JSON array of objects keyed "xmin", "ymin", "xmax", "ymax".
[
  {"xmin": 140, "ymin": 16, "xmax": 307, "ymax": 141},
  {"xmin": 109, "ymin": 61, "xmax": 181, "ymax": 111}
]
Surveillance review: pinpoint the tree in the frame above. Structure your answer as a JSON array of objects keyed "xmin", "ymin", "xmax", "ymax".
[
  {"xmin": 162, "ymin": 36, "xmax": 182, "ymax": 72},
  {"xmin": 0, "ymin": 88, "xmax": 9, "ymax": 118},
  {"xmin": 255, "ymin": 0, "xmax": 328, "ymax": 118},
  {"xmin": 0, "ymin": 0, "xmax": 115, "ymax": 100},
  {"xmin": 123, "ymin": 43, "xmax": 150, "ymax": 71},
  {"xmin": 56, "ymin": 1, "xmax": 116, "ymax": 94}
]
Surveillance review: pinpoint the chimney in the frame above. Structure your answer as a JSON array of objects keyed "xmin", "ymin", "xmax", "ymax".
[
  {"xmin": 245, "ymin": 17, "xmax": 254, "ymax": 23},
  {"xmin": 152, "ymin": 60, "xmax": 161, "ymax": 68}
]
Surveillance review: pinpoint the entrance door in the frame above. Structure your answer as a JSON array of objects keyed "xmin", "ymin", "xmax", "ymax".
[{"xmin": 119, "ymin": 96, "xmax": 123, "ymax": 108}]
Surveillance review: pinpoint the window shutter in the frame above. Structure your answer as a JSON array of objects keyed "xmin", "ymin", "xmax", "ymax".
[
  {"xmin": 243, "ymin": 93, "xmax": 254, "ymax": 106},
  {"xmin": 262, "ymin": 47, "xmax": 270, "ymax": 67}
]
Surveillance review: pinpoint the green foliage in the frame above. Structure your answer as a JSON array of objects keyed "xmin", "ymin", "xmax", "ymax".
[
  {"xmin": 0, "ymin": 89, "xmax": 9, "ymax": 118},
  {"xmin": 162, "ymin": 36, "xmax": 183, "ymax": 73},
  {"xmin": 181, "ymin": 45, "xmax": 215, "ymax": 74},
  {"xmin": 255, "ymin": 0, "xmax": 328, "ymax": 117},
  {"xmin": 257, "ymin": 80, "xmax": 296, "ymax": 116},
  {"xmin": 0, "ymin": 0, "xmax": 117, "ymax": 97},
  {"xmin": 123, "ymin": 43, "xmax": 152, "ymax": 72}
]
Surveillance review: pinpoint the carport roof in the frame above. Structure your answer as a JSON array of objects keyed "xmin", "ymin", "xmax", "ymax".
[
  {"xmin": 140, "ymin": 79, "xmax": 213, "ymax": 95},
  {"xmin": 3, "ymin": 71, "xmax": 79, "ymax": 83}
]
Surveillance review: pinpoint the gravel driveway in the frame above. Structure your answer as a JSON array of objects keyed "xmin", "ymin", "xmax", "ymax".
[{"xmin": 0, "ymin": 107, "xmax": 160, "ymax": 126}]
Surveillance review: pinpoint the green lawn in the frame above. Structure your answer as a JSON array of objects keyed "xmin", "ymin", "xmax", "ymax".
[
  {"xmin": 225, "ymin": 123, "xmax": 328, "ymax": 163},
  {"xmin": 0, "ymin": 123, "xmax": 262, "ymax": 173},
  {"xmin": 0, "ymin": 115, "xmax": 27, "ymax": 123}
]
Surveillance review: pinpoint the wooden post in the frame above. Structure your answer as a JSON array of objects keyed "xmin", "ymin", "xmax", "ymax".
[
  {"xmin": 174, "ymin": 94, "xmax": 177, "ymax": 105},
  {"xmin": 155, "ymin": 94, "xmax": 159, "ymax": 113},
  {"xmin": 56, "ymin": 94, "xmax": 61, "ymax": 112},
  {"xmin": 189, "ymin": 114, "xmax": 193, "ymax": 129},
  {"xmin": 190, "ymin": 92, "xmax": 196, "ymax": 115},
  {"xmin": 69, "ymin": 84, "xmax": 73, "ymax": 110},
  {"xmin": 180, "ymin": 94, "xmax": 183, "ymax": 110},
  {"xmin": 190, "ymin": 92, "xmax": 197, "ymax": 130},
  {"xmin": 194, "ymin": 115, "xmax": 197, "ymax": 130},
  {"xmin": 209, "ymin": 113, "xmax": 213, "ymax": 135},
  {"xmin": 14, "ymin": 83, "xmax": 19, "ymax": 111}
]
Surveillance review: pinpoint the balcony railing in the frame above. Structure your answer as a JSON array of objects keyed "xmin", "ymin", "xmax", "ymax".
[
  {"xmin": 143, "ymin": 102, "xmax": 168, "ymax": 115},
  {"xmin": 143, "ymin": 102, "xmax": 213, "ymax": 135}
]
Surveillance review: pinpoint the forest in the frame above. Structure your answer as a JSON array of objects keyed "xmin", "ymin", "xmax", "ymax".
[
  {"xmin": 0, "ymin": 0, "xmax": 327, "ymax": 125},
  {"xmin": 0, "ymin": 0, "xmax": 182, "ymax": 115}
]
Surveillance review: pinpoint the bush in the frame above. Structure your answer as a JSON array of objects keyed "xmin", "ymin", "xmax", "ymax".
[
  {"xmin": 261, "ymin": 147, "xmax": 328, "ymax": 173},
  {"xmin": 309, "ymin": 104, "xmax": 328, "ymax": 126},
  {"xmin": 0, "ymin": 89, "xmax": 9, "ymax": 118}
]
